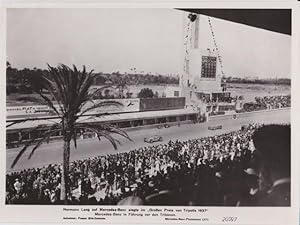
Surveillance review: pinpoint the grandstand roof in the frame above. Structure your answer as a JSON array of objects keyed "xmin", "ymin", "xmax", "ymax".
[{"xmin": 179, "ymin": 9, "xmax": 291, "ymax": 35}]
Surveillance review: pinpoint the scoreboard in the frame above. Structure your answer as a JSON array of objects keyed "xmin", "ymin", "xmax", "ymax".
[{"xmin": 201, "ymin": 56, "xmax": 217, "ymax": 78}]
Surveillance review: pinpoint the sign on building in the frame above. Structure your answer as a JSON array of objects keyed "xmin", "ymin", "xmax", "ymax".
[{"xmin": 7, "ymin": 98, "xmax": 141, "ymax": 119}]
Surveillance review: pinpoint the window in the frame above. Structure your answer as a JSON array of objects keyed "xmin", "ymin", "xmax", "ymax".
[
  {"xmin": 188, "ymin": 114, "xmax": 197, "ymax": 120},
  {"xmin": 174, "ymin": 91, "xmax": 179, "ymax": 97},
  {"xmin": 180, "ymin": 115, "xmax": 187, "ymax": 121},
  {"xmin": 168, "ymin": 116, "xmax": 177, "ymax": 122},
  {"xmin": 118, "ymin": 121, "xmax": 131, "ymax": 128},
  {"xmin": 145, "ymin": 119, "xmax": 155, "ymax": 125}
]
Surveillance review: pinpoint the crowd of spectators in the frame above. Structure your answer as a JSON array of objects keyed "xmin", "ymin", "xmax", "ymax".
[
  {"xmin": 6, "ymin": 123, "xmax": 290, "ymax": 206},
  {"xmin": 202, "ymin": 96, "xmax": 238, "ymax": 105},
  {"xmin": 242, "ymin": 95, "xmax": 290, "ymax": 112},
  {"xmin": 203, "ymin": 95, "xmax": 290, "ymax": 114}
]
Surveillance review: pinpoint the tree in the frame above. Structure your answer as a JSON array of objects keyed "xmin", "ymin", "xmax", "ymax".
[
  {"xmin": 137, "ymin": 88, "xmax": 154, "ymax": 98},
  {"xmin": 26, "ymin": 67, "xmax": 46, "ymax": 93},
  {"xmin": 94, "ymin": 74, "xmax": 106, "ymax": 85},
  {"xmin": 125, "ymin": 91, "xmax": 133, "ymax": 98},
  {"xmin": 6, "ymin": 62, "xmax": 19, "ymax": 91},
  {"xmin": 8, "ymin": 64, "xmax": 131, "ymax": 204},
  {"xmin": 115, "ymin": 76, "xmax": 129, "ymax": 99}
]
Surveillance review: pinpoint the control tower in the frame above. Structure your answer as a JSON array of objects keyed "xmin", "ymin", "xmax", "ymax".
[{"xmin": 181, "ymin": 13, "xmax": 229, "ymax": 107}]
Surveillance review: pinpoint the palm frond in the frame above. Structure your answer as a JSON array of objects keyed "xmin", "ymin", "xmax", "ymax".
[
  {"xmin": 17, "ymin": 91, "xmax": 61, "ymax": 117},
  {"xmin": 10, "ymin": 136, "xmax": 39, "ymax": 168},
  {"xmin": 95, "ymin": 129, "xmax": 121, "ymax": 150},
  {"xmin": 27, "ymin": 127, "xmax": 61, "ymax": 159},
  {"xmin": 40, "ymin": 74, "xmax": 66, "ymax": 114},
  {"xmin": 7, "ymin": 119, "xmax": 29, "ymax": 128},
  {"xmin": 87, "ymin": 123, "xmax": 132, "ymax": 141},
  {"xmin": 7, "ymin": 117, "xmax": 59, "ymax": 129},
  {"xmin": 10, "ymin": 124, "xmax": 63, "ymax": 168},
  {"xmin": 99, "ymin": 131, "xmax": 121, "ymax": 150},
  {"xmin": 46, "ymin": 64, "xmax": 67, "ymax": 106},
  {"xmin": 38, "ymin": 92, "xmax": 61, "ymax": 117},
  {"xmin": 70, "ymin": 67, "xmax": 95, "ymax": 113},
  {"xmin": 74, "ymin": 113, "xmax": 110, "ymax": 124},
  {"xmin": 77, "ymin": 70, "xmax": 94, "ymax": 101},
  {"xmin": 27, "ymin": 136, "xmax": 50, "ymax": 160},
  {"xmin": 87, "ymin": 85, "xmax": 113, "ymax": 99},
  {"xmin": 75, "ymin": 123, "xmax": 132, "ymax": 150},
  {"xmin": 81, "ymin": 125, "xmax": 122, "ymax": 150},
  {"xmin": 105, "ymin": 125, "xmax": 132, "ymax": 141},
  {"xmin": 15, "ymin": 124, "xmax": 52, "ymax": 145},
  {"xmin": 78, "ymin": 100, "xmax": 123, "ymax": 117}
]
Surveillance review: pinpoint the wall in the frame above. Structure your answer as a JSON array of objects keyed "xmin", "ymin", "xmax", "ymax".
[
  {"xmin": 140, "ymin": 97, "xmax": 186, "ymax": 112},
  {"xmin": 164, "ymin": 86, "xmax": 182, "ymax": 97}
]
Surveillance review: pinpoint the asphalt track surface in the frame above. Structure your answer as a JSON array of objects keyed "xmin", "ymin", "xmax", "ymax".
[{"xmin": 6, "ymin": 108, "xmax": 290, "ymax": 173}]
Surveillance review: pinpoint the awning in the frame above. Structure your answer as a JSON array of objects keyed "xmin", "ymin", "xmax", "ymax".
[{"xmin": 7, "ymin": 109, "xmax": 198, "ymax": 131}]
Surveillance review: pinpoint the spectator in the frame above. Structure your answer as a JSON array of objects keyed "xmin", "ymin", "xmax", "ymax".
[
  {"xmin": 251, "ymin": 124, "xmax": 290, "ymax": 206},
  {"xmin": 13, "ymin": 178, "xmax": 22, "ymax": 194}
]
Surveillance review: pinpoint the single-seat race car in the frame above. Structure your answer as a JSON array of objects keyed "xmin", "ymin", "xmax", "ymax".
[
  {"xmin": 157, "ymin": 124, "xmax": 170, "ymax": 129},
  {"xmin": 208, "ymin": 125, "xmax": 223, "ymax": 130},
  {"xmin": 144, "ymin": 135, "xmax": 163, "ymax": 143}
]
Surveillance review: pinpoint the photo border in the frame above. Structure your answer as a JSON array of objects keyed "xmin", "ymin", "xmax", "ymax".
[{"xmin": 0, "ymin": 1, "xmax": 299, "ymax": 225}]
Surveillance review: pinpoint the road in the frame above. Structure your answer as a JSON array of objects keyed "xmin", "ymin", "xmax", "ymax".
[{"xmin": 6, "ymin": 108, "xmax": 290, "ymax": 173}]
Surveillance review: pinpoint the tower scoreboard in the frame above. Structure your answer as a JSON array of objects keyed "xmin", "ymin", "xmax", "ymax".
[{"xmin": 201, "ymin": 56, "xmax": 217, "ymax": 78}]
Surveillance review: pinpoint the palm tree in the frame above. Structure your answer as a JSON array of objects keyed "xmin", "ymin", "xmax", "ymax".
[{"xmin": 8, "ymin": 64, "xmax": 131, "ymax": 204}]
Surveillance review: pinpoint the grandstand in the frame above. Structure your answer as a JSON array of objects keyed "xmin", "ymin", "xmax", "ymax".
[{"xmin": 6, "ymin": 97, "xmax": 202, "ymax": 148}]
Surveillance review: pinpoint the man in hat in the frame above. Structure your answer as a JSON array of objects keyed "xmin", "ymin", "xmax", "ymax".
[{"xmin": 251, "ymin": 124, "xmax": 290, "ymax": 206}]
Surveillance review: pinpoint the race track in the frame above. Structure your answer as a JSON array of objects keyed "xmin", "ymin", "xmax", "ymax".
[{"xmin": 6, "ymin": 108, "xmax": 290, "ymax": 173}]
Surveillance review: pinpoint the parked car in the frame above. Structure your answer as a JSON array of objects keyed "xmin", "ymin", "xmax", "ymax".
[{"xmin": 144, "ymin": 135, "xmax": 163, "ymax": 143}]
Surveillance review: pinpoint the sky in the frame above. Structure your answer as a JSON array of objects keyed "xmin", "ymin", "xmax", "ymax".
[{"xmin": 7, "ymin": 8, "xmax": 291, "ymax": 78}]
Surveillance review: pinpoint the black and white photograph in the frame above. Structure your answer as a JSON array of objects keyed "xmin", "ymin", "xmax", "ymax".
[{"xmin": 4, "ymin": 8, "xmax": 291, "ymax": 208}]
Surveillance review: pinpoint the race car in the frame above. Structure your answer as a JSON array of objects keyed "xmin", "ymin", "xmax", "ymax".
[
  {"xmin": 144, "ymin": 135, "xmax": 163, "ymax": 143},
  {"xmin": 208, "ymin": 125, "xmax": 223, "ymax": 130},
  {"xmin": 157, "ymin": 124, "xmax": 170, "ymax": 129}
]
